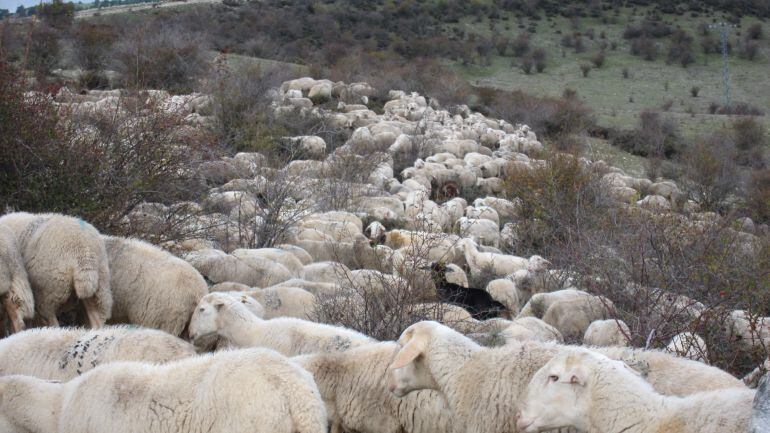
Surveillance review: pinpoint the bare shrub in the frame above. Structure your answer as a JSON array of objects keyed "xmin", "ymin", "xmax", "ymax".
[
  {"xmin": 680, "ymin": 133, "xmax": 739, "ymax": 212},
  {"xmin": 1, "ymin": 61, "xmax": 216, "ymax": 231},
  {"xmin": 532, "ymin": 47, "xmax": 547, "ymax": 72},
  {"xmin": 511, "ymin": 33, "xmax": 531, "ymax": 57},
  {"xmin": 747, "ymin": 23, "xmax": 763, "ymax": 40},
  {"xmin": 630, "ymin": 37, "xmax": 658, "ymax": 60},
  {"xmin": 112, "ymin": 23, "xmax": 207, "ymax": 93},
  {"xmin": 610, "ymin": 110, "xmax": 682, "ymax": 158},
  {"xmin": 667, "ymin": 29, "xmax": 695, "ymax": 67},
  {"xmin": 588, "ymin": 51, "xmax": 604, "ymax": 69},
  {"xmin": 312, "ymin": 221, "xmax": 464, "ymax": 341},
  {"xmin": 731, "ymin": 117, "xmax": 767, "ymax": 169},
  {"xmin": 520, "ymin": 56, "xmax": 534, "ymax": 74},
  {"xmin": 579, "ymin": 63, "xmax": 592, "ymax": 77},
  {"xmin": 746, "ymin": 169, "xmax": 770, "ymax": 224},
  {"xmin": 502, "ymin": 151, "xmax": 607, "ymax": 258},
  {"xmin": 690, "ymin": 86, "xmax": 700, "ymax": 97},
  {"xmin": 73, "ymin": 22, "xmax": 118, "ymax": 72}
]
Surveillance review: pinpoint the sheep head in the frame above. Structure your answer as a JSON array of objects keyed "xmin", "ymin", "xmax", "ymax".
[
  {"xmin": 387, "ymin": 321, "xmax": 441, "ymax": 397},
  {"xmin": 516, "ymin": 350, "xmax": 596, "ymax": 433}
]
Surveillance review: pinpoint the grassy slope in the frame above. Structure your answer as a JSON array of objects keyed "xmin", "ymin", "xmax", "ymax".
[{"xmin": 450, "ymin": 7, "xmax": 770, "ymax": 139}]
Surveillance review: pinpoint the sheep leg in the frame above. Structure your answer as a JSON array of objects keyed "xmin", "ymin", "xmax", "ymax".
[
  {"xmin": 82, "ymin": 297, "xmax": 103, "ymax": 329},
  {"xmin": 2, "ymin": 295, "xmax": 24, "ymax": 333}
]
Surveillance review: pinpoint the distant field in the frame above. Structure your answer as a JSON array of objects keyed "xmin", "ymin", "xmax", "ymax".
[{"xmin": 449, "ymin": 8, "xmax": 770, "ymax": 138}]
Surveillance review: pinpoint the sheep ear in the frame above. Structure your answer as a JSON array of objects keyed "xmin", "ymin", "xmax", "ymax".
[
  {"xmin": 390, "ymin": 334, "xmax": 427, "ymax": 370},
  {"xmin": 213, "ymin": 302, "xmax": 225, "ymax": 311}
]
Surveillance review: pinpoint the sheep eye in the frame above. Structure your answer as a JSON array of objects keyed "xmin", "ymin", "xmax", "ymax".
[
  {"xmin": 199, "ymin": 308, "xmax": 205, "ymax": 312},
  {"xmin": 549, "ymin": 375, "xmax": 559, "ymax": 382}
]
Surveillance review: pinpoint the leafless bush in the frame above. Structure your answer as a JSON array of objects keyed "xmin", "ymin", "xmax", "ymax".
[
  {"xmin": 312, "ymin": 220, "xmax": 465, "ymax": 341},
  {"xmin": 680, "ymin": 133, "xmax": 739, "ymax": 212},
  {"xmin": 112, "ymin": 23, "xmax": 207, "ymax": 93}
]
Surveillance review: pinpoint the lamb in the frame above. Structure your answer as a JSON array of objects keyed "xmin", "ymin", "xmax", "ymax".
[
  {"xmin": 0, "ymin": 326, "xmax": 196, "ymax": 381},
  {"xmin": 516, "ymin": 348, "xmax": 754, "ymax": 433},
  {"xmin": 0, "ymin": 348, "xmax": 327, "ymax": 433},
  {"xmin": 294, "ymin": 342, "xmax": 451, "ymax": 433},
  {"xmin": 582, "ymin": 319, "xmax": 631, "ymax": 347},
  {"xmin": 189, "ymin": 292, "xmax": 374, "ymax": 355},
  {"xmin": 103, "ymin": 236, "xmax": 208, "ymax": 336},
  {"xmin": 0, "ymin": 223, "xmax": 34, "ymax": 332},
  {"xmin": 428, "ymin": 262, "xmax": 508, "ymax": 320},
  {"xmin": 0, "ymin": 212, "xmax": 111, "ymax": 328}
]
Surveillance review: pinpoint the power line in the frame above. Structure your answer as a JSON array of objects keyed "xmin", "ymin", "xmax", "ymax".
[{"xmin": 708, "ymin": 22, "xmax": 736, "ymax": 109}]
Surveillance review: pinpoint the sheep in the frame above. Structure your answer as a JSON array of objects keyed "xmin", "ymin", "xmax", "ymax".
[
  {"xmin": 665, "ymin": 332, "xmax": 708, "ymax": 362},
  {"xmin": 185, "ymin": 248, "xmax": 265, "ymax": 286},
  {"xmin": 103, "ymin": 236, "xmax": 208, "ymax": 336},
  {"xmin": 387, "ymin": 321, "xmax": 564, "ymax": 433},
  {"xmin": 209, "ymin": 281, "xmax": 251, "ymax": 292},
  {"xmin": 516, "ymin": 348, "xmax": 754, "ymax": 433},
  {"xmin": 465, "ymin": 205, "xmax": 500, "ymax": 226},
  {"xmin": 0, "ymin": 348, "xmax": 327, "ymax": 433},
  {"xmin": 444, "ymin": 263, "xmax": 469, "ymax": 287},
  {"xmin": 501, "ymin": 317, "xmax": 564, "ymax": 344},
  {"xmin": 428, "ymin": 263, "xmax": 508, "ymax": 320},
  {"xmin": 189, "ymin": 292, "xmax": 374, "ymax": 355},
  {"xmin": 461, "ymin": 238, "xmax": 546, "ymax": 280},
  {"xmin": 542, "ymin": 297, "xmax": 614, "ymax": 342},
  {"xmin": 294, "ymin": 342, "xmax": 450, "ymax": 433},
  {"xmin": 0, "ymin": 224, "xmax": 33, "ymax": 332},
  {"xmin": 387, "ymin": 320, "xmax": 743, "ymax": 431},
  {"xmin": 455, "ymin": 217, "xmax": 500, "ymax": 248},
  {"xmin": 0, "ymin": 212, "xmax": 111, "ymax": 328},
  {"xmin": 0, "ymin": 326, "xmax": 196, "ymax": 380},
  {"xmin": 275, "ymin": 243, "xmax": 314, "ymax": 265},
  {"xmin": 242, "ymin": 286, "xmax": 316, "ymax": 320},
  {"xmin": 582, "ymin": 319, "xmax": 631, "ymax": 347},
  {"xmin": 473, "ymin": 197, "xmax": 521, "ymax": 222},
  {"xmin": 302, "ymin": 261, "xmax": 353, "ymax": 285},
  {"xmin": 484, "ymin": 278, "xmax": 520, "ymax": 313},
  {"xmin": 594, "ymin": 345, "xmax": 745, "ymax": 396},
  {"xmin": 267, "ymin": 278, "xmax": 342, "ymax": 297},
  {"xmin": 232, "ymin": 247, "xmax": 304, "ymax": 276}
]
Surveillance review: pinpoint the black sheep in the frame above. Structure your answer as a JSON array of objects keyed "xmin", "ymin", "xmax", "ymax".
[{"xmin": 428, "ymin": 262, "xmax": 509, "ymax": 320}]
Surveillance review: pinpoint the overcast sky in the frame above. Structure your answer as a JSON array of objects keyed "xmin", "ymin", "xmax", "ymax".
[{"xmin": 1, "ymin": 0, "xmax": 54, "ymax": 10}]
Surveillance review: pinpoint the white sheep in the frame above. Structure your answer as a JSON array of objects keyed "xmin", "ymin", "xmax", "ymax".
[
  {"xmin": 189, "ymin": 292, "xmax": 373, "ymax": 355},
  {"xmin": 518, "ymin": 289, "xmax": 614, "ymax": 341},
  {"xmin": 484, "ymin": 278, "xmax": 521, "ymax": 313},
  {"xmin": 0, "ymin": 212, "xmax": 111, "ymax": 328},
  {"xmin": 242, "ymin": 286, "xmax": 316, "ymax": 320},
  {"xmin": 461, "ymin": 238, "xmax": 545, "ymax": 280},
  {"xmin": 302, "ymin": 261, "xmax": 353, "ymax": 285},
  {"xmin": 456, "ymin": 217, "xmax": 500, "ymax": 248},
  {"xmin": 502, "ymin": 317, "xmax": 564, "ymax": 344},
  {"xmin": 0, "ymin": 348, "xmax": 327, "ymax": 433},
  {"xmin": 186, "ymin": 248, "xmax": 260, "ymax": 285},
  {"xmin": 103, "ymin": 236, "xmax": 208, "ymax": 336},
  {"xmin": 665, "ymin": 332, "xmax": 708, "ymax": 362},
  {"xmin": 0, "ymin": 223, "xmax": 34, "ymax": 332},
  {"xmin": 516, "ymin": 348, "xmax": 754, "ymax": 433},
  {"xmin": 465, "ymin": 205, "xmax": 500, "ymax": 226},
  {"xmin": 294, "ymin": 342, "xmax": 450, "ymax": 433},
  {"xmin": 232, "ymin": 247, "xmax": 303, "ymax": 276},
  {"xmin": 582, "ymin": 319, "xmax": 631, "ymax": 347},
  {"xmin": 387, "ymin": 321, "xmax": 743, "ymax": 431},
  {"xmin": 0, "ymin": 326, "xmax": 196, "ymax": 380}
]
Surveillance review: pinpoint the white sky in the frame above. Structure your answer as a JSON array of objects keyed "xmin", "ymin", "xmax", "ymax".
[{"xmin": 1, "ymin": 0, "xmax": 51, "ymax": 10}]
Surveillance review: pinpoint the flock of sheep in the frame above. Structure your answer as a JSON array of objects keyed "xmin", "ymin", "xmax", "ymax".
[{"xmin": 0, "ymin": 77, "xmax": 768, "ymax": 433}]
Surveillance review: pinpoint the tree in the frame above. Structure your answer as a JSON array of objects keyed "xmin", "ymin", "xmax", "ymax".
[{"xmin": 15, "ymin": 5, "xmax": 25, "ymax": 16}]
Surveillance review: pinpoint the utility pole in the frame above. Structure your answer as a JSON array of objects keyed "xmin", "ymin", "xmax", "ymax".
[{"xmin": 709, "ymin": 22, "xmax": 736, "ymax": 109}]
